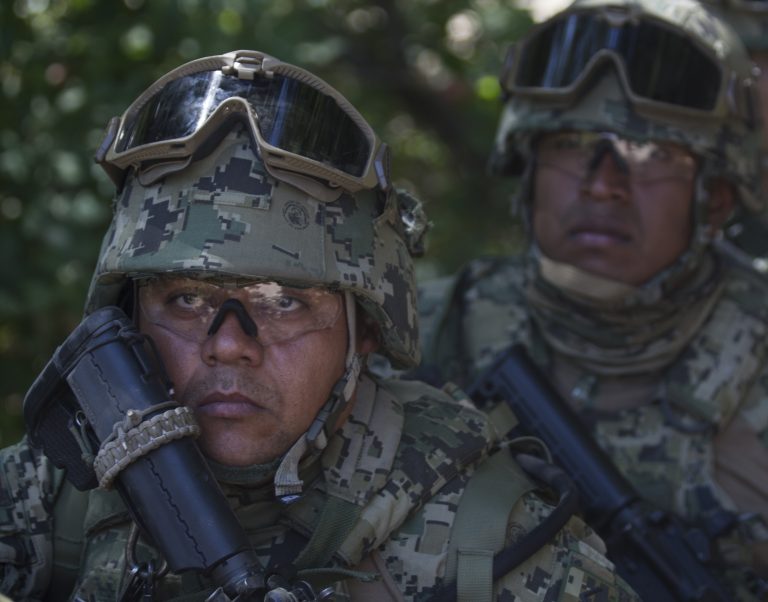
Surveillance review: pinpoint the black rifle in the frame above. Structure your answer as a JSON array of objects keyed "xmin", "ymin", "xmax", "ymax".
[{"xmin": 467, "ymin": 344, "xmax": 734, "ymax": 602}]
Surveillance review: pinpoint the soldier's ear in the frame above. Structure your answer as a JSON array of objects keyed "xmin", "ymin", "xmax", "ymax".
[
  {"xmin": 356, "ymin": 313, "xmax": 380, "ymax": 356},
  {"xmin": 707, "ymin": 178, "xmax": 736, "ymax": 233}
]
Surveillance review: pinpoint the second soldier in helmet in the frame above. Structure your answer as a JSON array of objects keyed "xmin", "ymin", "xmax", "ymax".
[{"xmin": 419, "ymin": 0, "xmax": 768, "ymax": 598}]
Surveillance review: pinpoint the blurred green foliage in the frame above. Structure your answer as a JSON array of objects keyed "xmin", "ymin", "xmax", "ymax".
[{"xmin": 0, "ymin": 0, "xmax": 534, "ymax": 445}]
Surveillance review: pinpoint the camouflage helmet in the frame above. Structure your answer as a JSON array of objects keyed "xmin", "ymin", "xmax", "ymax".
[
  {"xmin": 699, "ymin": 0, "xmax": 768, "ymax": 51},
  {"xmin": 492, "ymin": 0, "xmax": 763, "ymax": 212},
  {"xmin": 86, "ymin": 51, "xmax": 424, "ymax": 369}
]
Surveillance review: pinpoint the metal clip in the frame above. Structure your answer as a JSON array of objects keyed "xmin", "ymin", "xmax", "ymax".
[
  {"xmin": 118, "ymin": 523, "xmax": 168, "ymax": 602},
  {"xmin": 118, "ymin": 561, "xmax": 157, "ymax": 602}
]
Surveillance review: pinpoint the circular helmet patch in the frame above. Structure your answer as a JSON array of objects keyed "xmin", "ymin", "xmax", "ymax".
[{"xmin": 283, "ymin": 201, "xmax": 310, "ymax": 230}]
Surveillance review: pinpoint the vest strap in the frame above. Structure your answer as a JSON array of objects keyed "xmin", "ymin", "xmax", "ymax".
[
  {"xmin": 457, "ymin": 549, "xmax": 494, "ymax": 602},
  {"xmin": 293, "ymin": 496, "xmax": 362, "ymax": 570},
  {"xmin": 444, "ymin": 449, "xmax": 535, "ymax": 602}
]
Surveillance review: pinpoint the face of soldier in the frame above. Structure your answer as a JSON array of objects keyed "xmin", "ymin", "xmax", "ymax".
[
  {"xmin": 531, "ymin": 134, "xmax": 697, "ymax": 286},
  {"xmin": 140, "ymin": 287, "xmax": 372, "ymax": 468}
]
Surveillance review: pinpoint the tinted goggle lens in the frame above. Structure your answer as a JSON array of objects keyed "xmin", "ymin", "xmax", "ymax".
[
  {"xmin": 537, "ymin": 132, "xmax": 697, "ymax": 182},
  {"xmin": 115, "ymin": 71, "xmax": 371, "ymax": 177},
  {"xmin": 139, "ymin": 277, "xmax": 343, "ymax": 345},
  {"xmin": 513, "ymin": 14, "xmax": 721, "ymax": 111}
]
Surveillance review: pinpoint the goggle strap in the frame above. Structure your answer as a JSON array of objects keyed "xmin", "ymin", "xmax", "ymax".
[{"xmin": 264, "ymin": 165, "xmax": 345, "ymax": 203}]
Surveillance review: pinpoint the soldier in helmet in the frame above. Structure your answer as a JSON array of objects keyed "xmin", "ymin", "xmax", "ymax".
[
  {"xmin": 418, "ymin": 0, "xmax": 768, "ymax": 598},
  {"xmin": 0, "ymin": 51, "xmax": 638, "ymax": 601}
]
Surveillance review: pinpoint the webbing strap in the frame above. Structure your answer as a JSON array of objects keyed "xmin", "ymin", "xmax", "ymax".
[
  {"xmin": 445, "ymin": 450, "xmax": 535, "ymax": 602},
  {"xmin": 293, "ymin": 496, "xmax": 362, "ymax": 570},
  {"xmin": 485, "ymin": 400, "xmax": 519, "ymax": 440},
  {"xmin": 457, "ymin": 549, "xmax": 495, "ymax": 601}
]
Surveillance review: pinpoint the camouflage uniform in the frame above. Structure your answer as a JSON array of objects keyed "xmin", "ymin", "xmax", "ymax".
[
  {"xmin": 0, "ymin": 375, "xmax": 635, "ymax": 601},
  {"xmin": 0, "ymin": 52, "xmax": 638, "ymax": 601},
  {"xmin": 418, "ymin": 1, "xmax": 768, "ymax": 599}
]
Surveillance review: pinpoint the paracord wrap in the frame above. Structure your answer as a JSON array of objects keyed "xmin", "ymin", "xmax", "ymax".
[{"xmin": 93, "ymin": 404, "xmax": 200, "ymax": 489}]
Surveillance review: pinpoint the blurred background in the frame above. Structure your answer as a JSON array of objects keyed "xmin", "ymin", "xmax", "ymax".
[{"xmin": 0, "ymin": 0, "xmax": 568, "ymax": 444}]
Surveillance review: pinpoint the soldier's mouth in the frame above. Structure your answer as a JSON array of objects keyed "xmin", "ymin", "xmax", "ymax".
[
  {"xmin": 195, "ymin": 392, "xmax": 273, "ymax": 418},
  {"xmin": 569, "ymin": 228, "xmax": 631, "ymax": 246},
  {"xmin": 568, "ymin": 218, "xmax": 633, "ymax": 246}
]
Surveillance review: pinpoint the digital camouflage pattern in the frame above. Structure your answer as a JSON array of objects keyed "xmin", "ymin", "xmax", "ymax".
[
  {"xmin": 493, "ymin": 0, "xmax": 763, "ymax": 213},
  {"xmin": 0, "ymin": 374, "xmax": 640, "ymax": 601},
  {"xmin": 699, "ymin": 1, "xmax": 768, "ymax": 51},
  {"xmin": 86, "ymin": 127, "xmax": 420, "ymax": 369},
  {"xmin": 0, "ymin": 442, "xmax": 58, "ymax": 599},
  {"xmin": 418, "ymin": 256, "xmax": 768, "ymax": 599}
]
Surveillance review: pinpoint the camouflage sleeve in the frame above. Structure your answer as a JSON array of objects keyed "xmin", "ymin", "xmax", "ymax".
[{"xmin": 0, "ymin": 437, "xmax": 60, "ymax": 601}]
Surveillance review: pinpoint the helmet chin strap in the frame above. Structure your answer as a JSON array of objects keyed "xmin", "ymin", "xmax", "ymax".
[{"xmin": 274, "ymin": 291, "xmax": 362, "ymax": 502}]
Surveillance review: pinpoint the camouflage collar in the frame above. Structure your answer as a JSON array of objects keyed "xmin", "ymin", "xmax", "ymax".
[{"xmin": 526, "ymin": 249, "xmax": 725, "ymax": 375}]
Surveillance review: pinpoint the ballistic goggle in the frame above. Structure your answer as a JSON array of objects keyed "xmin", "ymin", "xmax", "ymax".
[
  {"xmin": 95, "ymin": 51, "xmax": 390, "ymax": 195},
  {"xmin": 500, "ymin": 9, "xmax": 756, "ymax": 122}
]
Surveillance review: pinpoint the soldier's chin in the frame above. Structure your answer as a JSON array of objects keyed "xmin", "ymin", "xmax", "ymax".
[{"xmin": 199, "ymin": 426, "xmax": 289, "ymax": 468}]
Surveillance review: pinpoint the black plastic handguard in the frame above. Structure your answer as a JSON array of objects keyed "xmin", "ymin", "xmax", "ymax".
[
  {"xmin": 23, "ymin": 306, "xmax": 266, "ymax": 597},
  {"xmin": 468, "ymin": 344, "xmax": 735, "ymax": 602}
]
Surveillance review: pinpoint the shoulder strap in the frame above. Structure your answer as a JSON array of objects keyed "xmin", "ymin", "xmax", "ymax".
[
  {"xmin": 293, "ymin": 496, "xmax": 361, "ymax": 571},
  {"xmin": 444, "ymin": 450, "xmax": 536, "ymax": 602}
]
